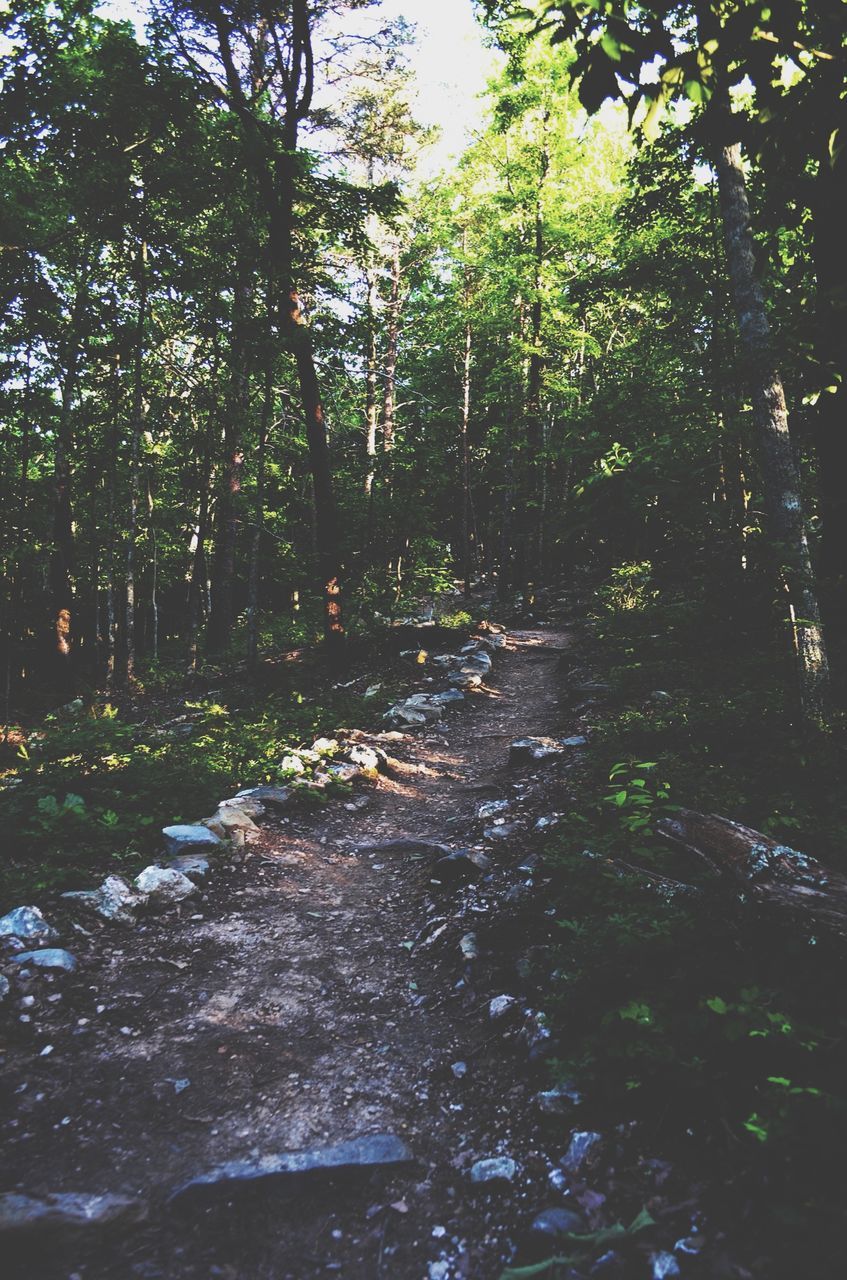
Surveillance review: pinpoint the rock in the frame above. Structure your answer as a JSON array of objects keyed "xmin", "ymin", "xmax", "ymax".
[
  {"xmin": 483, "ymin": 822, "xmax": 521, "ymax": 842},
  {"xmin": 433, "ymin": 849, "xmax": 491, "ymax": 884},
  {"xmin": 451, "ymin": 1061, "xmax": 468, "ymax": 1079},
  {"xmin": 311, "ymin": 736, "xmax": 339, "ymax": 755},
  {"xmin": 470, "ymin": 1157, "xmax": 517, "ymax": 1185},
  {"xmin": 0, "ymin": 975, "xmax": 9, "ymax": 1001},
  {"xmin": 534, "ymin": 814, "xmax": 561, "ymax": 831},
  {"xmin": 14, "ymin": 948, "xmax": 77, "ymax": 972},
  {"xmin": 167, "ymin": 854, "xmax": 210, "ymax": 880},
  {"xmin": 385, "ymin": 703, "xmax": 428, "ymax": 728},
  {"xmin": 428, "ymin": 688, "xmax": 465, "ymax": 708},
  {"xmin": 355, "ymin": 838, "xmax": 453, "ymax": 858},
  {"xmin": 536, "ymin": 1083, "xmax": 583, "ymax": 1115},
  {"xmin": 509, "ymin": 737, "xmax": 566, "ymax": 766},
  {"xmin": 345, "ymin": 744, "xmax": 383, "ymax": 771},
  {"xmin": 0, "ymin": 906, "xmax": 57, "ymax": 945},
  {"xmin": 489, "ymin": 994, "xmax": 519, "ymax": 1021},
  {"xmin": 327, "ymin": 762, "xmax": 361, "ymax": 785},
  {"xmin": 561, "ymin": 1130, "xmax": 602, "ymax": 1174},
  {"xmin": 364, "ymin": 683, "xmax": 382, "ymax": 698},
  {"xmin": 452, "ymin": 670, "xmax": 484, "ymax": 689},
  {"xmin": 62, "ymin": 875, "xmax": 144, "ymax": 924},
  {"xmin": 649, "ymin": 690, "xmax": 673, "ymax": 704},
  {"xmin": 237, "ymin": 785, "xmax": 293, "ymax": 809},
  {"xmin": 221, "ymin": 795, "xmax": 265, "ymax": 819},
  {"xmin": 170, "ymin": 1134, "xmax": 414, "ymax": 1204},
  {"xmin": 162, "ymin": 824, "xmax": 225, "ymax": 856},
  {"xmin": 459, "ymin": 932, "xmax": 479, "ymax": 960},
  {"xmin": 527, "ymin": 1206, "xmax": 586, "ymax": 1252},
  {"xmin": 478, "ymin": 798, "xmax": 510, "ymax": 820},
  {"xmin": 134, "ymin": 866, "xmax": 197, "ymax": 907},
  {"xmin": 650, "ymin": 1253, "xmax": 681, "ymax": 1280},
  {"xmin": 403, "ymin": 694, "xmax": 445, "ymax": 721},
  {"xmin": 561, "ymin": 735, "xmax": 587, "ymax": 747},
  {"xmin": 208, "ymin": 807, "xmax": 257, "ymax": 835},
  {"xmin": 279, "ymin": 754, "xmax": 306, "ymax": 775},
  {"xmin": 521, "ymin": 1010, "xmax": 552, "ymax": 1057},
  {"xmin": 0, "ymin": 1191, "xmax": 147, "ymax": 1237}
]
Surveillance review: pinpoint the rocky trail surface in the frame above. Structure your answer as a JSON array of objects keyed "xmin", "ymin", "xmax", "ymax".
[{"xmin": 0, "ymin": 621, "xmax": 679, "ymax": 1280}]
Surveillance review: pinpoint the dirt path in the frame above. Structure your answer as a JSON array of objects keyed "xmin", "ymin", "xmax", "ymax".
[{"xmin": 2, "ymin": 626, "xmax": 580, "ymax": 1279}]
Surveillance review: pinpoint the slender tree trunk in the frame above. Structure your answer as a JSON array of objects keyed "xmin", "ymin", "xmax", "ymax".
[
  {"xmin": 460, "ymin": 317, "xmax": 473, "ymax": 598},
  {"xmin": 713, "ymin": 133, "xmax": 829, "ymax": 723},
  {"xmin": 124, "ymin": 239, "xmax": 147, "ymax": 685},
  {"xmin": 364, "ymin": 264, "xmax": 379, "ymax": 496},
  {"xmin": 247, "ymin": 361, "xmax": 274, "ymax": 670},
  {"xmin": 812, "ymin": 129, "xmax": 847, "ymax": 654},
  {"xmin": 208, "ymin": 271, "xmax": 251, "ymax": 653},
  {"xmin": 382, "ymin": 239, "xmax": 401, "ymax": 456}
]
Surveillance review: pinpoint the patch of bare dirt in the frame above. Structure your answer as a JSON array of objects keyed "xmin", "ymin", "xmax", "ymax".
[{"xmin": 2, "ymin": 626, "xmax": 595, "ymax": 1280}]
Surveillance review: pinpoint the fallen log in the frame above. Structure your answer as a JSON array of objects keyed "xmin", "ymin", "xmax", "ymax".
[{"xmin": 657, "ymin": 807, "xmax": 847, "ymax": 940}]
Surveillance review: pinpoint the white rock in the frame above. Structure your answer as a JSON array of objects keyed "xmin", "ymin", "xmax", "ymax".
[
  {"xmin": 0, "ymin": 906, "xmax": 57, "ymax": 945},
  {"xmin": 134, "ymin": 866, "xmax": 197, "ymax": 906},
  {"xmin": 489, "ymin": 994, "xmax": 519, "ymax": 1021}
]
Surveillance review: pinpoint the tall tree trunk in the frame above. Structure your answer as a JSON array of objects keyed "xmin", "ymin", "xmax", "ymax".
[
  {"xmin": 247, "ymin": 361, "xmax": 274, "ymax": 671},
  {"xmin": 812, "ymin": 126, "xmax": 847, "ymax": 658},
  {"xmin": 364, "ymin": 263, "xmax": 379, "ymax": 496},
  {"xmin": 713, "ymin": 131, "xmax": 829, "ymax": 724},
  {"xmin": 213, "ymin": 0, "xmax": 345, "ymax": 665},
  {"xmin": 124, "ymin": 239, "xmax": 147, "ymax": 685},
  {"xmin": 382, "ymin": 239, "xmax": 401, "ymax": 456},
  {"xmin": 208, "ymin": 271, "xmax": 251, "ymax": 654},
  {"xmin": 50, "ymin": 276, "xmax": 86, "ymax": 700},
  {"xmin": 460, "ymin": 317, "xmax": 473, "ymax": 599}
]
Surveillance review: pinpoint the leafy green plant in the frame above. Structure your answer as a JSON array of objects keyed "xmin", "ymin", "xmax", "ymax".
[{"xmin": 604, "ymin": 759, "xmax": 673, "ymax": 834}]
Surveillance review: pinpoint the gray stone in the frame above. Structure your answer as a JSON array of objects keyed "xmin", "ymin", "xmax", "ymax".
[
  {"xmin": 162, "ymin": 824, "xmax": 225, "ymax": 856},
  {"xmin": 650, "ymin": 1253, "xmax": 681, "ymax": 1280},
  {"xmin": 529, "ymin": 1206, "xmax": 586, "ymax": 1243},
  {"xmin": 537, "ymin": 1083, "xmax": 583, "ymax": 1115},
  {"xmin": 478, "ymin": 798, "xmax": 510, "ymax": 820},
  {"xmin": 561, "ymin": 1130, "xmax": 602, "ymax": 1174},
  {"xmin": 483, "ymin": 822, "xmax": 521, "ymax": 842},
  {"xmin": 170, "ymin": 1134, "xmax": 414, "ymax": 1203},
  {"xmin": 561, "ymin": 735, "xmax": 587, "ymax": 747},
  {"xmin": 0, "ymin": 905, "xmax": 57, "ymax": 945},
  {"xmin": 0, "ymin": 1191, "xmax": 147, "ymax": 1237},
  {"xmin": 221, "ymin": 795, "xmax": 266, "ymax": 819},
  {"xmin": 311, "ymin": 736, "xmax": 339, "ymax": 754},
  {"xmin": 167, "ymin": 854, "xmax": 211, "ymax": 880},
  {"xmin": 62, "ymin": 875, "xmax": 145, "ymax": 924},
  {"xmin": 428, "ymin": 688, "xmax": 466, "ymax": 708},
  {"xmin": 489, "ymin": 994, "xmax": 519, "ymax": 1021},
  {"xmin": 385, "ymin": 703, "xmax": 429, "ymax": 727},
  {"xmin": 355, "ymin": 838, "xmax": 453, "ymax": 858},
  {"xmin": 433, "ymin": 849, "xmax": 492, "ymax": 884},
  {"xmin": 509, "ymin": 737, "xmax": 565, "ymax": 766},
  {"xmin": 534, "ymin": 814, "xmax": 561, "ymax": 831},
  {"xmin": 459, "ymin": 932, "xmax": 479, "ymax": 960},
  {"xmin": 134, "ymin": 866, "xmax": 197, "ymax": 906},
  {"xmin": 238, "ymin": 785, "xmax": 294, "ymax": 809},
  {"xmin": 328, "ymin": 762, "xmax": 361, "ymax": 784},
  {"xmin": 14, "ymin": 948, "xmax": 77, "ymax": 972},
  {"xmin": 470, "ymin": 1157, "xmax": 517, "ymax": 1185},
  {"xmin": 451, "ymin": 1061, "xmax": 468, "ymax": 1079},
  {"xmin": 0, "ymin": 975, "xmax": 9, "ymax": 1001}
]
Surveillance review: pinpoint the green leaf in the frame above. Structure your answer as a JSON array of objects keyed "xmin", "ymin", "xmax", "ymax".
[{"xmin": 706, "ymin": 996, "xmax": 728, "ymax": 1015}]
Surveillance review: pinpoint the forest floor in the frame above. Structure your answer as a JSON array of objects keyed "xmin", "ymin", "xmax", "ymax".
[{"xmin": 2, "ymin": 616, "xmax": 641, "ymax": 1280}]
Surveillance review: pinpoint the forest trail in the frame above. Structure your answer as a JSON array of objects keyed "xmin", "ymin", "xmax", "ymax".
[{"xmin": 3, "ymin": 623, "xmax": 584, "ymax": 1280}]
